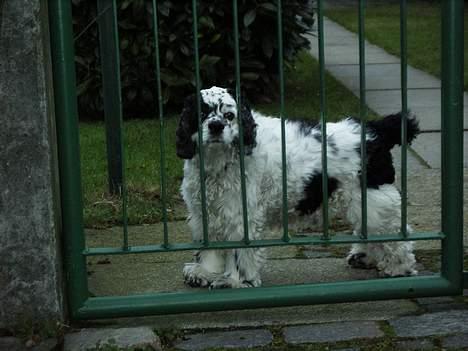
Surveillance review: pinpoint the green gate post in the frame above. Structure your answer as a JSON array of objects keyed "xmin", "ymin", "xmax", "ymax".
[
  {"xmin": 440, "ymin": 0, "xmax": 464, "ymax": 290},
  {"xmin": 49, "ymin": 0, "xmax": 89, "ymax": 318},
  {"xmin": 97, "ymin": 0, "xmax": 125, "ymax": 195}
]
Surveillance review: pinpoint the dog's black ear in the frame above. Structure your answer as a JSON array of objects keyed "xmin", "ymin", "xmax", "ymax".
[
  {"xmin": 176, "ymin": 94, "xmax": 197, "ymax": 159},
  {"xmin": 239, "ymin": 98, "xmax": 257, "ymax": 155}
]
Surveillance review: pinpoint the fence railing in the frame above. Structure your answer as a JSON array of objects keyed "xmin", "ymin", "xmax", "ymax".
[{"xmin": 49, "ymin": 0, "xmax": 465, "ymax": 320}]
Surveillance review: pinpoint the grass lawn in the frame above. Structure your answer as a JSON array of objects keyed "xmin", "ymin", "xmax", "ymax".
[
  {"xmin": 326, "ymin": 1, "xmax": 468, "ymax": 91},
  {"xmin": 80, "ymin": 51, "xmax": 377, "ymax": 228}
]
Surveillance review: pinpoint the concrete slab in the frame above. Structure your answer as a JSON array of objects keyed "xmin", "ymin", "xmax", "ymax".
[
  {"xmin": 328, "ymin": 64, "xmax": 441, "ymax": 91},
  {"xmin": 309, "ymin": 43, "xmax": 401, "ymax": 65},
  {"xmin": 283, "ymin": 321, "xmax": 383, "ymax": 344},
  {"xmin": 64, "ymin": 327, "xmax": 161, "ymax": 351},
  {"xmin": 410, "ymin": 133, "xmax": 441, "ymax": 169},
  {"xmin": 88, "ymin": 256, "xmax": 379, "ymax": 297},
  {"xmin": 390, "ymin": 310, "xmax": 468, "ymax": 337},
  {"xmin": 391, "ymin": 147, "xmax": 429, "ymax": 173},
  {"xmin": 174, "ymin": 329, "xmax": 273, "ymax": 351},
  {"xmin": 307, "ymin": 19, "xmax": 401, "ymax": 65},
  {"xmin": 103, "ymin": 299, "xmax": 419, "ymax": 331},
  {"xmin": 411, "ymin": 132, "xmax": 468, "ymax": 169}
]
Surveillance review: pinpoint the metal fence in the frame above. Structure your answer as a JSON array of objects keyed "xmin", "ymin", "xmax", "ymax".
[{"xmin": 48, "ymin": 0, "xmax": 465, "ymax": 320}]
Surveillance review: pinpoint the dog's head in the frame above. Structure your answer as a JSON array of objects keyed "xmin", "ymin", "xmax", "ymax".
[{"xmin": 176, "ymin": 86, "xmax": 257, "ymax": 159}]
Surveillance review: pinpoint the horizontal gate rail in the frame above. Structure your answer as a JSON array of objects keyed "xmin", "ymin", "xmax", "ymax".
[
  {"xmin": 77, "ymin": 275, "xmax": 453, "ymax": 319},
  {"xmin": 49, "ymin": 0, "xmax": 464, "ymax": 320},
  {"xmin": 83, "ymin": 232, "xmax": 445, "ymax": 256}
]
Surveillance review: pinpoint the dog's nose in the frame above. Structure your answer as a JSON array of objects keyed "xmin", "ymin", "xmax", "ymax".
[{"xmin": 208, "ymin": 120, "xmax": 225, "ymax": 134}]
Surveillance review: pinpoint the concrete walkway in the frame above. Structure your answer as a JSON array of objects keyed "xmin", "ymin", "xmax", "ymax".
[{"xmin": 306, "ymin": 17, "xmax": 468, "ymax": 168}]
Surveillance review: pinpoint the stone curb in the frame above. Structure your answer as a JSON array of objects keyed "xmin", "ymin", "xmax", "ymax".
[{"xmin": 64, "ymin": 327, "xmax": 161, "ymax": 351}]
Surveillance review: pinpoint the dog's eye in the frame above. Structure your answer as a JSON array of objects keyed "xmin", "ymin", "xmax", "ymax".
[{"xmin": 224, "ymin": 112, "xmax": 235, "ymax": 120}]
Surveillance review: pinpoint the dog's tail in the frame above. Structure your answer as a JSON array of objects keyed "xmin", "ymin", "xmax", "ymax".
[{"xmin": 366, "ymin": 112, "xmax": 420, "ymax": 151}]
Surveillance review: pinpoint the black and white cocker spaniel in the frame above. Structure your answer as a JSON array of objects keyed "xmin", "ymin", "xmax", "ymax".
[{"xmin": 176, "ymin": 86, "xmax": 419, "ymax": 289}]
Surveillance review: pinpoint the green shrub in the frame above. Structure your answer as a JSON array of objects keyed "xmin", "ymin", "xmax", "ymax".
[{"xmin": 72, "ymin": 0, "xmax": 315, "ymax": 119}]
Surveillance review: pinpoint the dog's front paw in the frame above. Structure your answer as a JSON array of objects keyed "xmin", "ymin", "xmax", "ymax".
[
  {"xmin": 347, "ymin": 253, "xmax": 376, "ymax": 270},
  {"xmin": 379, "ymin": 265, "xmax": 418, "ymax": 278},
  {"xmin": 183, "ymin": 263, "xmax": 210, "ymax": 287},
  {"xmin": 209, "ymin": 277, "xmax": 261, "ymax": 289}
]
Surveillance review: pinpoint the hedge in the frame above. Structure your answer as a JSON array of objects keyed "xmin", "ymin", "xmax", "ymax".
[{"xmin": 72, "ymin": 0, "xmax": 315, "ymax": 119}]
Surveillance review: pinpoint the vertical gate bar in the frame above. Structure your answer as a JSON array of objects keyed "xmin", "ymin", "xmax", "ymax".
[
  {"xmin": 192, "ymin": 0, "xmax": 209, "ymax": 245},
  {"xmin": 151, "ymin": 0, "xmax": 169, "ymax": 247},
  {"xmin": 317, "ymin": 0, "xmax": 329, "ymax": 239},
  {"xmin": 277, "ymin": 0, "xmax": 289, "ymax": 242},
  {"xmin": 97, "ymin": 0, "xmax": 128, "ymax": 249},
  {"xmin": 400, "ymin": 0, "xmax": 408, "ymax": 237},
  {"xmin": 48, "ymin": 0, "xmax": 89, "ymax": 316},
  {"xmin": 440, "ymin": 0, "xmax": 464, "ymax": 288},
  {"xmin": 97, "ymin": 0, "xmax": 122, "ymax": 196},
  {"xmin": 233, "ymin": 0, "xmax": 250, "ymax": 244},
  {"xmin": 358, "ymin": 0, "xmax": 368, "ymax": 239}
]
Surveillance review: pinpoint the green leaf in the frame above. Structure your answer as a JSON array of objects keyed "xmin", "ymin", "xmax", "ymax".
[
  {"xmin": 180, "ymin": 44, "xmax": 190, "ymax": 56},
  {"xmin": 120, "ymin": 39, "xmax": 129, "ymax": 50},
  {"xmin": 210, "ymin": 33, "xmax": 222, "ymax": 43},
  {"xmin": 199, "ymin": 55, "xmax": 221, "ymax": 67},
  {"xmin": 76, "ymin": 78, "xmax": 92, "ymax": 96},
  {"xmin": 158, "ymin": 2, "xmax": 170, "ymax": 16},
  {"xmin": 120, "ymin": 0, "xmax": 132, "ymax": 10},
  {"xmin": 165, "ymin": 49, "xmax": 174, "ymax": 64},
  {"xmin": 259, "ymin": 3, "xmax": 277, "ymax": 12},
  {"xmin": 241, "ymin": 72, "xmax": 260, "ymax": 80},
  {"xmin": 199, "ymin": 16, "xmax": 215, "ymax": 29},
  {"xmin": 126, "ymin": 88, "xmax": 137, "ymax": 101},
  {"xmin": 243, "ymin": 9, "xmax": 257, "ymax": 27}
]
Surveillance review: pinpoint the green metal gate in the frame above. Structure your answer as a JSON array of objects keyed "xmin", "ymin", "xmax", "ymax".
[{"xmin": 49, "ymin": 0, "xmax": 465, "ymax": 320}]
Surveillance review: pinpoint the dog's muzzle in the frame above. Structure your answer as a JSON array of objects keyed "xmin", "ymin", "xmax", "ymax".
[{"xmin": 208, "ymin": 120, "xmax": 225, "ymax": 136}]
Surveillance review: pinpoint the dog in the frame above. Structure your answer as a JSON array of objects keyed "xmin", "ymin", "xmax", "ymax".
[{"xmin": 176, "ymin": 86, "xmax": 419, "ymax": 289}]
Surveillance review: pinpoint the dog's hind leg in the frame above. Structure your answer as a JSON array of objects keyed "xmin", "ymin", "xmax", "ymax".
[
  {"xmin": 183, "ymin": 250, "xmax": 225, "ymax": 287},
  {"xmin": 345, "ymin": 183, "xmax": 417, "ymax": 277},
  {"xmin": 209, "ymin": 248, "xmax": 267, "ymax": 289}
]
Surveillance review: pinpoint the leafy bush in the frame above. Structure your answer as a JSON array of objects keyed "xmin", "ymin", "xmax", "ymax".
[{"xmin": 72, "ymin": 0, "xmax": 315, "ymax": 119}]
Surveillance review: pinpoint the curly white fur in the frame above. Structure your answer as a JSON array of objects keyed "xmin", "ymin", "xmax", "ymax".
[{"xmin": 178, "ymin": 87, "xmax": 417, "ymax": 289}]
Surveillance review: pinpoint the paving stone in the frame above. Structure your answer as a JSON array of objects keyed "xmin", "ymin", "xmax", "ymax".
[
  {"xmin": 64, "ymin": 327, "xmax": 161, "ymax": 351},
  {"xmin": 395, "ymin": 339, "xmax": 434, "ymax": 350},
  {"xmin": 307, "ymin": 16, "xmax": 468, "ymax": 170},
  {"xmin": 411, "ymin": 132, "xmax": 468, "ymax": 169},
  {"xmin": 390, "ymin": 310, "xmax": 468, "ymax": 337},
  {"xmin": 415, "ymin": 296, "xmax": 455, "ymax": 305},
  {"xmin": 0, "ymin": 337, "xmax": 24, "ymax": 351},
  {"xmin": 424, "ymin": 302, "xmax": 468, "ymax": 313},
  {"xmin": 283, "ymin": 321, "xmax": 383, "ymax": 344},
  {"xmin": 442, "ymin": 333, "xmax": 468, "ymax": 349},
  {"xmin": 174, "ymin": 329, "xmax": 272, "ymax": 351},
  {"xmin": 411, "ymin": 133, "xmax": 441, "ymax": 169},
  {"xmin": 327, "ymin": 64, "xmax": 440, "ymax": 92}
]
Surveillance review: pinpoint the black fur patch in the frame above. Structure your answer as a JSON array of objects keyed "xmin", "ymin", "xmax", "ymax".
[
  {"xmin": 296, "ymin": 173, "xmax": 339, "ymax": 215},
  {"xmin": 357, "ymin": 112, "xmax": 419, "ymax": 189},
  {"xmin": 296, "ymin": 119, "xmax": 319, "ymax": 136},
  {"xmin": 176, "ymin": 94, "xmax": 212, "ymax": 159}
]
